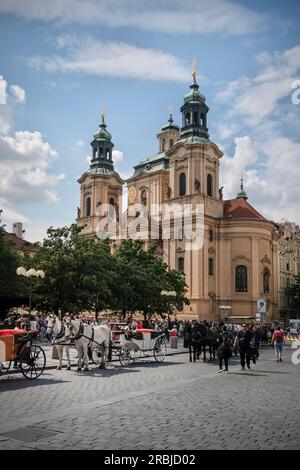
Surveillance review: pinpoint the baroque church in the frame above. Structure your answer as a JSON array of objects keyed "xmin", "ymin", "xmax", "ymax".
[{"xmin": 77, "ymin": 70, "xmax": 280, "ymax": 323}]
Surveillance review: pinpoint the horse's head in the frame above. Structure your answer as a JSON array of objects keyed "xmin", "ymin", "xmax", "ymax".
[
  {"xmin": 47, "ymin": 314, "xmax": 58, "ymax": 334},
  {"xmin": 64, "ymin": 319, "xmax": 75, "ymax": 341}
]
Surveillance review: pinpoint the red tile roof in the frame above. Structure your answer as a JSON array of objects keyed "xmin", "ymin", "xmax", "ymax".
[
  {"xmin": 223, "ymin": 198, "xmax": 265, "ymax": 220},
  {"xmin": 5, "ymin": 232, "xmax": 40, "ymax": 253}
]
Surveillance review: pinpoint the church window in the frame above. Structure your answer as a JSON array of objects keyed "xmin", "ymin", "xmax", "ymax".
[
  {"xmin": 162, "ymin": 138, "xmax": 166, "ymax": 152},
  {"xmin": 207, "ymin": 174, "xmax": 213, "ymax": 197},
  {"xmin": 209, "ymin": 229, "xmax": 214, "ymax": 242},
  {"xmin": 99, "ymin": 147, "xmax": 103, "ymax": 156},
  {"xmin": 170, "ymin": 139, "xmax": 173, "ymax": 148},
  {"xmin": 109, "ymin": 198, "xmax": 115, "ymax": 219},
  {"xmin": 179, "ymin": 173, "xmax": 186, "ymax": 196},
  {"xmin": 209, "ymin": 258, "xmax": 214, "ymax": 276},
  {"xmin": 185, "ymin": 112, "xmax": 190, "ymax": 126},
  {"xmin": 106, "ymin": 148, "xmax": 109, "ymax": 158},
  {"xmin": 193, "ymin": 111, "xmax": 198, "ymax": 125},
  {"xmin": 86, "ymin": 197, "xmax": 91, "ymax": 217},
  {"xmin": 235, "ymin": 265, "xmax": 248, "ymax": 292},
  {"xmin": 178, "ymin": 257, "xmax": 184, "ymax": 272},
  {"xmin": 141, "ymin": 190, "xmax": 147, "ymax": 206}
]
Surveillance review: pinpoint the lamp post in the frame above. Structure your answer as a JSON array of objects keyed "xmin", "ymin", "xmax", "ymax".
[{"xmin": 16, "ymin": 267, "xmax": 45, "ymax": 325}]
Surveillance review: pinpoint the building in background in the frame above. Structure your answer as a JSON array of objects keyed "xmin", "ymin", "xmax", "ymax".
[
  {"xmin": 276, "ymin": 221, "xmax": 300, "ymax": 322},
  {"xmin": 77, "ymin": 71, "xmax": 280, "ymax": 323}
]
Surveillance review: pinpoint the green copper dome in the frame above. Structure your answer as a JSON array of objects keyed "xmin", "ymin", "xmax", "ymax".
[
  {"xmin": 161, "ymin": 113, "xmax": 180, "ymax": 132},
  {"xmin": 184, "ymin": 87, "xmax": 206, "ymax": 104},
  {"xmin": 94, "ymin": 114, "xmax": 112, "ymax": 141}
]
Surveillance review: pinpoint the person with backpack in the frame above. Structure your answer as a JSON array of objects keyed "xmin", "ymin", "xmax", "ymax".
[
  {"xmin": 234, "ymin": 323, "xmax": 253, "ymax": 370},
  {"xmin": 272, "ymin": 326, "xmax": 284, "ymax": 362},
  {"xmin": 217, "ymin": 326, "xmax": 232, "ymax": 373}
]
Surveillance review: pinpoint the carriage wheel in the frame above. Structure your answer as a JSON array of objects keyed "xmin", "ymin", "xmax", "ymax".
[
  {"xmin": 0, "ymin": 361, "xmax": 11, "ymax": 375},
  {"xmin": 119, "ymin": 347, "xmax": 131, "ymax": 366},
  {"xmin": 153, "ymin": 338, "xmax": 167, "ymax": 362},
  {"xmin": 130, "ymin": 349, "xmax": 141, "ymax": 361},
  {"xmin": 20, "ymin": 345, "xmax": 46, "ymax": 380},
  {"xmin": 91, "ymin": 347, "xmax": 104, "ymax": 367}
]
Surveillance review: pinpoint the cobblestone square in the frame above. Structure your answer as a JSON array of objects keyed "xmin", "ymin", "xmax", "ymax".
[{"xmin": 0, "ymin": 346, "xmax": 299, "ymax": 450}]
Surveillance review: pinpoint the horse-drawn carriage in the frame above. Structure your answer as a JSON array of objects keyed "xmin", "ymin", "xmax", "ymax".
[
  {"xmin": 116, "ymin": 328, "xmax": 167, "ymax": 366},
  {"xmin": 0, "ymin": 329, "xmax": 46, "ymax": 379}
]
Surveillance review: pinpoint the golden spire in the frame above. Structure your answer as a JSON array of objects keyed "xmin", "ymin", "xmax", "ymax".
[{"xmin": 192, "ymin": 58, "xmax": 197, "ymax": 82}]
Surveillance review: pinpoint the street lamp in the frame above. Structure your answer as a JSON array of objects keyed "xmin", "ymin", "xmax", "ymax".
[{"xmin": 16, "ymin": 267, "xmax": 45, "ymax": 325}]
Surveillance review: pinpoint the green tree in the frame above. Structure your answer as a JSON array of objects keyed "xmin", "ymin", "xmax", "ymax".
[
  {"xmin": 113, "ymin": 239, "xmax": 188, "ymax": 320},
  {"xmin": 0, "ymin": 226, "xmax": 22, "ymax": 298},
  {"xmin": 33, "ymin": 225, "xmax": 115, "ymax": 315}
]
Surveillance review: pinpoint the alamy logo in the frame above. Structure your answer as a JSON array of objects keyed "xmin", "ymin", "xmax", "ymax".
[{"xmin": 291, "ymin": 340, "xmax": 300, "ymax": 365}]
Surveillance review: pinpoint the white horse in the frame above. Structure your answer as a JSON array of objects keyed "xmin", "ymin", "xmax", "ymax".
[
  {"xmin": 47, "ymin": 314, "xmax": 72, "ymax": 370},
  {"xmin": 64, "ymin": 319, "xmax": 111, "ymax": 371}
]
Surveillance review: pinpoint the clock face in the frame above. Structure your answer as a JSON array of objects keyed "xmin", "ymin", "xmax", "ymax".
[{"xmin": 128, "ymin": 186, "xmax": 136, "ymax": 203}]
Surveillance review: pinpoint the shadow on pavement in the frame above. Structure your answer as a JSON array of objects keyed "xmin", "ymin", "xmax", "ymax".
[{"xmin": 0, "ymin": 375, "xmax": 69, "ymax": 392}]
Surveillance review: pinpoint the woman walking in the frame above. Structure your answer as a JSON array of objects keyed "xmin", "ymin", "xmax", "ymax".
[{"xmin": 272, "ymin": 326, "xmax": 284, "ymax": 362}]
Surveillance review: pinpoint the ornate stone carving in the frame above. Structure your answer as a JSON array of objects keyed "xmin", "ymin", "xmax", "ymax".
[{"xmin": 194, "ymin": 178, "xmax": 201, "ymax": 193}]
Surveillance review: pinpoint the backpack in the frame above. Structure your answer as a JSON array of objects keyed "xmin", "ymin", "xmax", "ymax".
[{"xmin": 274, "ymin": 331, "xmax": 284, "ymax": 343}]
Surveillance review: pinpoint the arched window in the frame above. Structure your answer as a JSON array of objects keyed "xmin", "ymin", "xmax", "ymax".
[
  {"xmin": 179, "ymin": 173, "xmax": 186, "ymax": 196},
  {"xmin": 193, "ymin": 111, "xmax": 198, "ymax": 125},
  {"xmin": 86, "ymin": 197, "xmax": 91, "ymax": 217},
  {"xmin": 141, "ymin": 190, "xmax": 147, "ymax": 206},
  {"xmin": 170, "ymin": 139, "xmax": 173, "ymax": 148},
  {"xmin": 235, "ymin": 265, "xmax": 248, "ymax": 292},
  {"xmin": 200, "ymin": 113, "xmax": 205, "ymax": 126},
  {"xmin": 161, "ymin": 138, "xmax": 166, "ymax": 152},
  {"xmin": 93, "ymin": 148, "xmax": 97, "ymax": 159},
  {"xmin": 263, "ymin": 268, "xmax": 270, "ymax": 294},
  {"xmin": 207, "ymin": 174, "xmax": 213, "ymax": 197},
  {"xmin": 106, "ymin": 148, "xmax": 109, "ymax": 159},
  {"xmin": 109, "ymin": 198, "xmax": 115, "ymax": 218},
  {"xmin": 209, "ymin": 229, "xmax": 214, "ymax": 242},
  {"xmin": 185, "ymin": 112, "xmax": 190, "ymax": 126},
  {"xmin": 178, "ymin": 257, "xmax": 184, "ymax": 272},
  {"xmin": 208, "ymin": 258, "xmax": 214, "ymax": 276}
]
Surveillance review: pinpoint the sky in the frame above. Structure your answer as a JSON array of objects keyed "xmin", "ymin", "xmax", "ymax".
[{"xmin": 0, "ymin": 0, "xmax": 299, "ymax": 242}]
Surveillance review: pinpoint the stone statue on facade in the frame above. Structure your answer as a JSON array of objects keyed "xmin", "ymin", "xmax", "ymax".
[
  {"xmin": 166, "ymin": 186, "xmax": 172, "ymax": 199},
  {"xmin": 77, "ymin": 207, "xmax": 81, "ymax": 218},
  {"xmin": 194, "ymin": 179, "xmax": 201, "ymax": 193},
  {"xmin": 219, "ymin": 186, "xmax": 224, "ymax": 200}
]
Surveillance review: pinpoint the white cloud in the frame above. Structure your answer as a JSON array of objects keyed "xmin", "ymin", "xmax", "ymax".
[
  {"xmin": 216, "ymin": 45, "xmax": 300, "ymax": 127},
  {"xmin": 10, "ymin": 84, "xmax": 26, "ymax": 103},
  {"xmin": 0, "ymin": 203, "xmax": 30, "ymax": 224},
  {"xmin": 76, "ymin": 139, "xmax": 84, "ymax": 147},
  {"xmin": 0, "ymin": 75, "xmax": 7, "ymax": 105},
  {"xmin": 0, "ymin": 0, "xmax": 268, "ymax": 36},
  {"xmin": 0, "ymin": 130, "xmax": 64, "ymax": 205},
  {"xmin": 28, "ymin": 35, "xmax": 190, "ymax": 82},
  {"xmin": 112, "ymin": 149, "xmax": 123, "ymax": 164}
]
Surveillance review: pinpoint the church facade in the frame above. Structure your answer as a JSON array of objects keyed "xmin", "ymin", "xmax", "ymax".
[{"xmin": 77, "ymin": 73, "xmax": 280, "ymax": 323}]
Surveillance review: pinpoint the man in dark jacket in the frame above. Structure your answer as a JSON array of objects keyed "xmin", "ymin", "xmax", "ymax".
[{"xmin": 234, "ymin": 323, "xmax": 253, "ymax": 370}]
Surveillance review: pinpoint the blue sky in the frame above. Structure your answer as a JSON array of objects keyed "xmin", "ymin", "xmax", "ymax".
[{"xmin": 0, "ymin": 0, "xmax": 299, "ymax": 241}]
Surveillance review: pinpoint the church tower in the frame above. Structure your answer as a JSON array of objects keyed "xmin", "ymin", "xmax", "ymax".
[
  {"xmin": 77, "ymin": 113, "xmax": 124, "ymax": 237},
  {"xmin": 167, "ymin": 68, "xmax": 223, "ymax": 213}
]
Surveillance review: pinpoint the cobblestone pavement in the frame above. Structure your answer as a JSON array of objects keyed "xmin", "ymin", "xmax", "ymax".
[{"xmin": 0, "ymin": 345, "xmax": 299, "ymax": 450}]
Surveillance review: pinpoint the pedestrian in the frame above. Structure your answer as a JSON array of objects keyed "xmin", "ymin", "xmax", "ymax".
[
  {"xmin": 217, "ymin": 326, "xmax": 232, "ymax": 373},
  {"xmin": 234, "ymin": 323, "xmax": 253, "ymax": 370},
  {"xmin": 272, "ymin": 326, "xmax": 284, "ymax": 362}
]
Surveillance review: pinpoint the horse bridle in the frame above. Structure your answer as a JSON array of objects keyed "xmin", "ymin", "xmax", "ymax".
[{"xmin": 47, "ymin": 316, "xmax": 65, "ymax": 339}]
